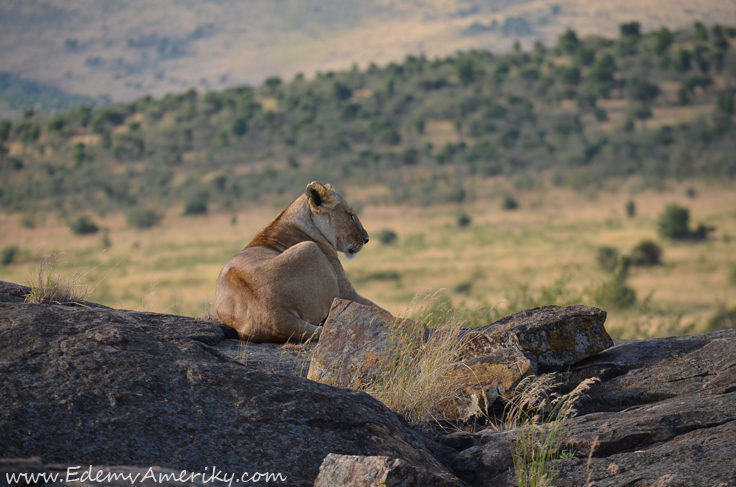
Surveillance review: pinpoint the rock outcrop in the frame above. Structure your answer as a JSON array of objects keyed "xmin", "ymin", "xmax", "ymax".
[
  {"xmin": 307, "ymin": 299, "xmax": 423, "ymax": 388},
  {"xmin": 456, "ymin": 304, "xmax": 612, "ymax": 372},
  {"xmin": 308, "ymin": 300, "xmax": 613, "ymax": 419},
  {"xmin": 0, "ymin": 282, "xmax": 458, "ymax": 487},
  {"xmin": 3, "ymin": 280, "xmax": 734, "ymax": 487},
  {"xmin": 448, "ymin": 329, "xmax": 736, "ymax": 486}
]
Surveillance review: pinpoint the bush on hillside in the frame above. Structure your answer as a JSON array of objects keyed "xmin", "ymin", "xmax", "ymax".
[
  {"xmin": 596, "ymin": 246, "xmax": 620, "ymax": 272},
  {"xmin": 376, "ymin": 229, "xmax": 398, "ymax": 245},
  {"xmin": 127, "ymin": 208, "xmax": 163, "ymax": 229},
  {"xmin": 70, "ymin": 216, "xmax": 99, "ymax": 235},
  {"xmin": 630, "ymin": 240, "xmax": 663, "ymax": 266},
  {"xmin": 657, "ymin": 204, "xmax": 714, "ymax": 241},
  {"xmin": 183, "ymin": 198, "xmax": 207, "ymax": 216}
]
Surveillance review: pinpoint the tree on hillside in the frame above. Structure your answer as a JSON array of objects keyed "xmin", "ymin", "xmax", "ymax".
[
  {"xmin": 457, "ymin": 57, "xmax": 478, "ymax": 86},
  {"xmin": 653, "ymin": 27, "xmax": 674, "ymax": 55},
  {"xmin": 627, "ymin": 78, "xmax": 660, "ymax": 127},
  {"xmin": 587, "ymin": 54, "xmax": 617, "ymax": 97},
  {"xmin": 694, "ymin": 21, "xmax": 709, "ymax": 41},
  {"xmin": 658, "ymin": 204, "xmax": 713, "ymax": 241},
  {"xmin": 620, "ymin": 22, "xmax": 641, "ymax": 39},
  {"xmin": 674, "ymin": 49, "xmax": 692, "ymax": 72},
  {"xmin": 619, "ymin": 21, "xmax": 641, "ymax": 55},
  {"xmin": 559, "ymin": 28, "xmax": 580, "ymax": 54}
]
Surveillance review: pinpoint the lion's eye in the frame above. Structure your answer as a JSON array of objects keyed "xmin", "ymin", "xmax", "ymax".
[{"xmin": 350, "ymin": 215, "xmax": 355, "ymax": 222}]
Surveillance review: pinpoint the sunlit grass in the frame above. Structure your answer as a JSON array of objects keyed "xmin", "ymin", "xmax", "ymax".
[
  {"xmin": 506, "ymin": 375, "xmax": 600, "ymax": 487},
  {"xmin": 1, "ymin": 179, "xmax": 735, "ymax": 338}
]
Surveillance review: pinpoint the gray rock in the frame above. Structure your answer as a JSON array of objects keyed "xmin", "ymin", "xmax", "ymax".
[
  {"xmin": 314, "ymin": 454, "xmax": 465, "ymax": 487},
  {"xmin": 564, "ymin": 330, "xmax": 736, "ymax": 414},
  {"xmin": 459, "ymin": 305, "xmax": 613, "ymax": 373},
  {"xmin": 445, "ymin": 329, "xmax": 736, "ymax": 487},
  {"xmin": 309, "ymin": 300, "xmax": 614, "ymax": 421},
  {"xmin": 555, "ymin": 419, "xmax": 736, "ymax": 487},
  {"xmin": 0, "ymin": 295, "xmax": 458, "ymax": 487},
  {"xmin": 450, "ymin": 346, "xmax": 535, "ymax": 420},
  {"xmin": 308, "ymin": 299, "xmax": 425, "ymax": 389},
  {"xmin": 214, "ymin": 338, "xmax": 316, "ymax": 377},
  {"xmin": 0, "ymin": 281, "xmax": 28, "ymax": 304}
]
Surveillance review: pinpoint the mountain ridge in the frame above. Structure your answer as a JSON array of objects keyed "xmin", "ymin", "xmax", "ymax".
[{"xmin": 1, "ymin": 0, "xmax": 735, "ymax": 108}]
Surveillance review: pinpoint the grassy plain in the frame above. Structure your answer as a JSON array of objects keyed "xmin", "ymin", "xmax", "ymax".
[{"xmin": 1, "ymin": 178, "xmax": 735, "ymax": 339}]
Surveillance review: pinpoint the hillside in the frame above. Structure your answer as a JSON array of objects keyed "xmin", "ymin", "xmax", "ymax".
[
  {"xmin": 1, "ymin": 0, "xmax": 735, "ymax": 109},
  {"xmin": 0, "ymin": 22, "xmax": 735, "ymax": 216},
  {"xmin": 1, "ymin": 24, "xmax": 735, "ymax": 336}
]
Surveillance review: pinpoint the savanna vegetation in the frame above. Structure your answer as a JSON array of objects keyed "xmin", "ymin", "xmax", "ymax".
[
  {"xmin": 1, "ymin": 22, "xmax": 735, "ymax": 339},
  {"xmin": 1, "ymin": 22, "xmax": 735, "ymax": 217}
]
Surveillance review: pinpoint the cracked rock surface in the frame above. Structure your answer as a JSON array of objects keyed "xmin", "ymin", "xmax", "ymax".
[
  {"xmin": 447, "ymin": 329, "xmax": 736, "ymax": 487},
  {"xmin": 0, "ymin": 282, "xmax": 457, "ymax": 487}
]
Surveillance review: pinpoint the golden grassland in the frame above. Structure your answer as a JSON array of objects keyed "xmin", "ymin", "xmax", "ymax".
[{"xmin": 1, "ymin": 178, "xmax": 735, "ymax": 339}]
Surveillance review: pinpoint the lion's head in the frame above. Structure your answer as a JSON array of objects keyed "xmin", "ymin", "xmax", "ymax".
[{"xmin": 305, "ymin": 181, "xmax": 369, "ymax": 260}]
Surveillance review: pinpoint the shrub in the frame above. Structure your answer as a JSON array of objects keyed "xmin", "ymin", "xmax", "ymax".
[
  {"xmin": 625, "ymin": 199, "xmax": 636, "ymax": 218},
  {"xmin": 376, "ymin": 229, "xmax": 398, "ymax": 245},
  {"xmin": 589, "ymin": 256, "xmax": 636, "ymax": 308},
  {"xmin": 17, "ymin": 122, "xmax": 40, "ymax": 146},
  {"xmin": 457, "ymin": 213, "xmax": 472, "ymax": 227},
  {"xmin": 657, "ymin": 204, "xmax": 690, "ymax": 240},
  {"xmin": 630, "ymin": 240, "xmax": 662, "ymax": 266},
  {"xmin": 708, "ymin": 306, "xmax": 736, "ymax": 331},
  {"xmin": 0, "ymin": 120, "xmax": 10, "ymax": 142},
  {"xmin": 127, "ymin": 208, "xmax": 163, "ymax": 229},
  {"xmin": 653, "ymin": 27, "xmax": 674, "ymax": 55},
  {"xmin": 453, "ymin": 281, "xmax": 473, "ymax": 294},
  {"xmin": 183, "ymin": 198, "xmax": 207, "ymax": 215},
  {"xmin": 70, "ymin": 216, "xmax": 99, "ymax": 235},
  {"xmin": 502, "ymin": 194, "xmax": 519, "ymax": 210},
  {"xmin": 232, "ymin": 118, "xmax": 248, "ymax": 136},
  {"xmin": 332, "ymin": 82, "xmax": 352, "ymax": 101},
  {"xmin": 558, "ymin": 28, "xmax": 580, "ymax": 54},
  {"xmin": 596, "ymin": 246, "xmax": 620, "ymax": 272},
  {"xmin": 1, "ymin": 245, "xmax": 19, "ymax": 265},
  {"xmin": 657, "ymin": 204, "xmax": 714, "ymax": 241}
]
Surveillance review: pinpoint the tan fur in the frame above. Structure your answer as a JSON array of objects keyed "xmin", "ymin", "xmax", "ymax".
[{"xmin": 215, "ymin": 182, "xmax": 379, "ymax": 343}]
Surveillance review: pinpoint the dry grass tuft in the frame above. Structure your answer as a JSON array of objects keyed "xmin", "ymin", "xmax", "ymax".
[
  {"xmin": 25, "ymin": 253, "xmax": 91, "ymax": 305},
  {"xmin": 506, "ymin": 375, "xmax": 599, "ymax": 487},
  {"xmin": 196, "ymin": 296, "xmax": 219, "ymax": 322},
  {"xmin": 365, "ymin": 290, "xmax": 478, "ymax": 425}
]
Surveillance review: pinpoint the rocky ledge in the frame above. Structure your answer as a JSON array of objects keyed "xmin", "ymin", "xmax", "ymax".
[{"xmin": 1, "ymin": 281, "xmax": 735, "ymax": 487}]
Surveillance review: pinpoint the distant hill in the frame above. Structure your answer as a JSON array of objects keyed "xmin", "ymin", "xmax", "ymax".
[
  {"xmin": 1, "ymin": 0, "xmax": 735, "ymax": 106},
  {"xmin": 1, "ymin": 22, "xmax": 734, "ymax": 216},
  {"xmin": 0, "ymin": 73, "xmax": 100, "ymax": 120}
]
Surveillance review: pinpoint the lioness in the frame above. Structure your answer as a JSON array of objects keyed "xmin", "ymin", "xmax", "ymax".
[{"xmin": 215, "ymin": 181, "xmax": 379, "ymax": 343}]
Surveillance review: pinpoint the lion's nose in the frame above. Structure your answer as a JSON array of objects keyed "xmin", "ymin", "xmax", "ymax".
[{"xmin": 363, "ymin": 235, "xmax": 370, "ymax": 244}]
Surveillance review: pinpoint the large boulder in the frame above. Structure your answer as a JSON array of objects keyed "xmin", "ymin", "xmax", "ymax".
[
  {"xmin": 307, "ymin": 299, "xmax": 425, "ymax": 388},
  {"xmin": 457, "ymin": 305, "xmax": 613, "ymax": 372},
  {"xmin": 0, "ymin": 282, "xmax": 458, "ymax": 487},
  {"xmin": 309, "ymin": 300, "xmax": 613, "ymax": 420}
]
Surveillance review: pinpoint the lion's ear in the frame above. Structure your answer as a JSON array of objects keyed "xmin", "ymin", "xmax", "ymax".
[
  {"xmin": 306, "ymin": 181, "xmax": 333, "ymax": 208},
  {"xmin": 324, "ymin": 183, "xmax": 334, "ymax": 191}
]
